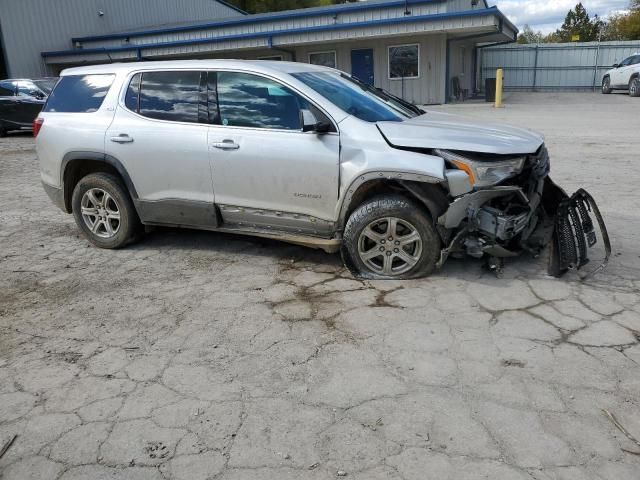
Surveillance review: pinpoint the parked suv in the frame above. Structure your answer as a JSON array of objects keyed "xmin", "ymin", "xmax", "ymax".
[
  {"xmin": 602, "ymin": 53, "xmax": 640, "ymax": 96},
  {"xmin": 0, "ymin": 78, "xmax": 57, "ymax": 136},
  {"xmin": 37, "ymin": 61, "xmax": 608, "ymax": 279}
]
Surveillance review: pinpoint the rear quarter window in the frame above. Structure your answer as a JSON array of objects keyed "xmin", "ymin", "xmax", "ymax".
[{"xmin": 43, "ymin": 74, "xmax": 115, "ymax": 113}]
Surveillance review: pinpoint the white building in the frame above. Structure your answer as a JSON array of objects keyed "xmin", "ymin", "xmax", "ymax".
[{"xmin": 0, "ymin": 0, "xmax": 517, "ymax": 104}]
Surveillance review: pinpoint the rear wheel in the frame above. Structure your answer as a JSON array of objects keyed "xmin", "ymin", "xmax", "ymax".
[
  {"xmin": 629, "ymin": 77, "xmax": 640, "ymax": 97},
  {"xmin": 342, "ymin": 195, "xmax": 441, "ymax": 279},
  {"xmin": 602, "ymin": 76, "xmax": 612, "ymax": 94},
  {"xmin": 71, "ymin": 173, "xmax": 141, "ymax": 249}
]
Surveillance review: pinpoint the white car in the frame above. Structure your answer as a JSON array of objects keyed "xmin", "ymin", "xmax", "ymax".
[
  {"xmin": 602, "ymin": 53, "xmax": 640, "ymax": 96},
  {"xmin": 36, "ymin": 60, "xmax": 609, "ymax": 279}
]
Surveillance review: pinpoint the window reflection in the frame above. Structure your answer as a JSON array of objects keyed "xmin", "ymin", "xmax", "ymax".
[
  {"xmin": 139, "ymin": 71, "xmax": 201, "ymax": 123},
  {"xmin": 217, "ymin": 72, "xmax": 302, "ymax": 130}
]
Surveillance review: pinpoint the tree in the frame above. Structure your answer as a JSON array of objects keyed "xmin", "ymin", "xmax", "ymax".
[
  {"xmin": 604, "ymin": 0, "xmax": 640, "ymax": 40},
  {"xmin": 516, "ymin": 25, "xmax": 545, "ymax": 44},
  {"xmin": 553, "ymin": 3, "xmax": 603, "ymax": 42}
]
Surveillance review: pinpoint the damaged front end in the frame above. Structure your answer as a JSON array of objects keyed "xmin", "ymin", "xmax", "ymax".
[{"xmin": 437, "ymin": 146, "xmax": 611, "ymax": 278}]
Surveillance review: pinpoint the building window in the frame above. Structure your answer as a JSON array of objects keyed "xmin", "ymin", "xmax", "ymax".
[
  {"xmin": 388, "ymin": 44, "xmax": 420, "ymax": 79},
  {"xmin": 309, "ymin": 51, "xmax": 337, "ymax": 69},
  {"xmin": 258, "ymin": 55, "xmax": 283, "ymax": 61}
]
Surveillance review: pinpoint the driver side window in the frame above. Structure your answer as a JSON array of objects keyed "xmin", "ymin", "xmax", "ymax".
[{"xmin": 216, "ymin": 72, "xmax": 304, "ymax": 130}]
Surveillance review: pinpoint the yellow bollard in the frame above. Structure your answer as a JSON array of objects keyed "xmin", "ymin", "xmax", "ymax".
[{"xmin": 495, "ymin": 68, "xmax": 503, "ymax": 108}]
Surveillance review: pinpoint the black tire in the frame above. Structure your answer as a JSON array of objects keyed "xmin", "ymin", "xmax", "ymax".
[
  {"xmin": 602, "ymin": 76, "xmax": 612, "ymax": 94},
  {"xmin": 71, "ymin": 173, "xmax": 142, "ymax": 249},
  {"xmin": 342, "ymin": 195, "xmax": 441, "ymax": 279},
  {"xmin": 629, "ymin": 77, "xmax": 640, "ymax": 97},
  {"xmin": 0, "ymin": 126, "xmax": 7, "ymax": 138}
]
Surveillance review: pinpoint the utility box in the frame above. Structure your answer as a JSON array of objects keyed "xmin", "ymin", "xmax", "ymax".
[{"xmin": 485, "ymin": 78, "xmax": 496, "ymax": 102}]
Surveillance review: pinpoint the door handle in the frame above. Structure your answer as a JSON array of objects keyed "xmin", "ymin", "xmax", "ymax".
[
  {"xmin": 212, "ymin": 140, "xmax": 239, "ymax": 150},
  {"xmin": 110, "ymin": 134, "xmax": 134, "ymax": 144}
]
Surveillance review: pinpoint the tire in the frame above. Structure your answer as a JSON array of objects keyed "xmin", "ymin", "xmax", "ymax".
[
  {"xmin": 0, "ymin": 126, "xmax": 6, "ymax": 138},
  {"xmin": 602, "ymin": 76, "xmax": 612, "ymax": 94},
  {"xmin": 71, "ymin": 172, "xmax": 142, "ymax": 249},
  {"xmin": 629, "ymin": 77, "xmax": 640, "ymax": 97},
  {"xmin": 342, "ymin": 195, "xmax": 441, "ymax": 279}
]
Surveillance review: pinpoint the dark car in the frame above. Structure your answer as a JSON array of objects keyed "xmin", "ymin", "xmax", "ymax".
[{"xmin": 0, "ymin": 78, "xmax": 58, "ymax": 136}]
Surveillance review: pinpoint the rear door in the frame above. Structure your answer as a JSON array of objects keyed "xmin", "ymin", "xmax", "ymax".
[
  {"xmin": 207, "ymin": 71, "xmax": 340, "ymax": 234},
  {"xmin": 104, "ymin": 70, "xmax": 215, "ymax": 227}
]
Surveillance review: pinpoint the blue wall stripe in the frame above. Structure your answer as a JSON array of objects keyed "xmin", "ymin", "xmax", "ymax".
[
  {"xmin": 44, "ymin": 7, "xmax": 513, "ymax": 59},
  {"xmin": 71, "ymin": 0, "xmax": 447, "ymax": 43}
]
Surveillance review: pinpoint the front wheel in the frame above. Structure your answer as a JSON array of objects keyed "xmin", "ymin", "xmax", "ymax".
[
  {"xmin": 629, "ymin": 77, "xmax": 640, "ymax": 97},
  {"xmin": 602, "ymin": 76, "xmax": 612, "ymax": 94},
  {"xmin": 342, "ymin": 195, "xmax": 441, "ymax": 279},
  {"xmin": 71, "ymin": 173, "xmax": 142, "ymax": 249}
]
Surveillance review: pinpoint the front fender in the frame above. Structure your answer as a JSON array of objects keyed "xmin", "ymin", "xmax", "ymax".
[{"xmin": 335, "ymin": 118, "xmax": 446, "ymax": 226}]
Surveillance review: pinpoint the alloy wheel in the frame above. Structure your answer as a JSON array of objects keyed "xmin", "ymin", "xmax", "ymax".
[
  {"xmin": 80, "ymin": 188, "xmax": 121, "ymax": 239},
  {"xmin": 357, "ymin": 217, "xmax": 423, "ymax": 276}
]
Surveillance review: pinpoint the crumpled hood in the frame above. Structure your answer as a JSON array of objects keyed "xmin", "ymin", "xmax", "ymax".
[{"xmin": 377, "ymin": 111, "xmax": 544, "ymax": 155}]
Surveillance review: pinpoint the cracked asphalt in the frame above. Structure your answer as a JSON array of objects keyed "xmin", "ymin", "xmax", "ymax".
[{"xmin": 1, "ymin": 92, "xmax": 640, "ymax": 480}]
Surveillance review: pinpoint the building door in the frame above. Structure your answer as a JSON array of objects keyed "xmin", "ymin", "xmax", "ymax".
[{"xmin": 351, "ymin": 49, "xmax": 375, "ymax": 85}]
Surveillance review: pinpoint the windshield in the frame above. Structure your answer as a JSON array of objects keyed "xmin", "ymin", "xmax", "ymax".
[
  {"xmin": 33, "ymin": 79, "xmax": 58, "ymax": 95},
  {"xmin": 353, "ymin": 79, "xmax": 423, "ymax": 117},
  {"xmin": 292, "ymin": 71, "xmax": 411, "ymax": 122}
]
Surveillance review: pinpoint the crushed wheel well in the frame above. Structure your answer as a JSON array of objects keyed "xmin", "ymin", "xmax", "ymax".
[
  {"xmin": 341, "ymin": 179, "xmax": 449, "ymax": 229},
  {"xmin": 62, "ymin": 160, "xmax": 121, "ymax": 212}
]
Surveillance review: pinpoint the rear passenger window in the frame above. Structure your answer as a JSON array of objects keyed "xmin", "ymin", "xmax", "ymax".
[
  {"xmin": 43, "ymin": 75, "xmax": 114, "ymax": 113},
  {"xmin": 136, "ymin": 71, "xmax": 202, "ymax": 123}
]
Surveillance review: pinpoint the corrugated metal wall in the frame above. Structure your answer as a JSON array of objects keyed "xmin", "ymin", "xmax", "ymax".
[
  {"xmin": 480, "ymin": 41, "xmax": 640, "ymax": 91},
  {"xmin": 0, "ymin": 0, "xmax": 242, "ymax": 77}
]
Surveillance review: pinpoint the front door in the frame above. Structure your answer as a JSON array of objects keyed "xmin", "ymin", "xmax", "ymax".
[
  {"xmin": 104, "ymin": 70, "xmax": 215, "ymax": 226},
  {"xmin": 612, "ymin": 56, "xmax": 634, "ymax": 87},
  {"xmin": 351, "ymin": 49, "xmax": 375, "ymax": 85},
  {"xmin": 208, "ymin": 71, "xmax": 340, "ymax": 235}
]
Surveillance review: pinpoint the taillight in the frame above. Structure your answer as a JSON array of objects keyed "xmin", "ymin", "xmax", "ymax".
[{"xmin": 33, "ymin": 117, "xmax": 44, "ymax": 138}]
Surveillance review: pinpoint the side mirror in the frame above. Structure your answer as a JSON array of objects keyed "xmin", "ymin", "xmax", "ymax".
[
  {"xmin": 300, "ymin": 109, "xmax": 331, "ymax": 134},
  {"xmin": 613, "ymin": 63, "xmax": 620, "ymax": 69}
]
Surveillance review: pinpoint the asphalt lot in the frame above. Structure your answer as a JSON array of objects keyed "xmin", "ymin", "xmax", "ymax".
[{"xmin": 1, "ymin": 92, "xmax": 639, "ymax": 480}]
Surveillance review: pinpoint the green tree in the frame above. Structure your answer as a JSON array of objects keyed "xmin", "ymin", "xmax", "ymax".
[
  {"xmin": 603, "ymin": 0, "xmax": 640, "ymax": 40},
  {"xmin": 516, "ymin": 25, "xmax": 545, "ymax": 44},
  {"xmin": 553, "ymin": 3, "xmax": 603, "ymax": 42}
]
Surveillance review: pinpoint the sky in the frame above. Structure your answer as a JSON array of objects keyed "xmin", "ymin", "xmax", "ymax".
[{"xmin": 493, "ymin": 0, "xmax": 632, "ymax": 33}]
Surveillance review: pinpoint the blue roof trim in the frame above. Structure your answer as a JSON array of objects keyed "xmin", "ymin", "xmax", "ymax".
[
  {"xmin": 215, "ymin": 0, "xmax": 248, "ymax": 15},
  {"xmin": 44, "ymin": 7, "xmax": 512, "ymax": 59},
  {"xmin": 71, "ymin": 0, "xmax": 446, "ymax": 44}
]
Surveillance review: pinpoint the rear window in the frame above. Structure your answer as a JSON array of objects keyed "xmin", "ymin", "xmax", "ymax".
[{"xmin": 43, "ymin": 74, "xmax": 114, "ymax": 113}]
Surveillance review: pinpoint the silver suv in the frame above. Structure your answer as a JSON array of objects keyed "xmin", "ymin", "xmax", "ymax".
[{"xmin": 37, "ymin": 60, "xmax": 609, "ymax": 279}]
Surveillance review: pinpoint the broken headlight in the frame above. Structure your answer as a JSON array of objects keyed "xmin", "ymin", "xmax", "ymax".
[{"xmin": 435, "ymin": 149, "xmax": 526, "ymax": 188}]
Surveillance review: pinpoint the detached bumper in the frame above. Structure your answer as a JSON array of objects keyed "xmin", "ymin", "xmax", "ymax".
[{"xmin": 437, "ymin": 177, "xmax": 611, "ymax": 278}]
